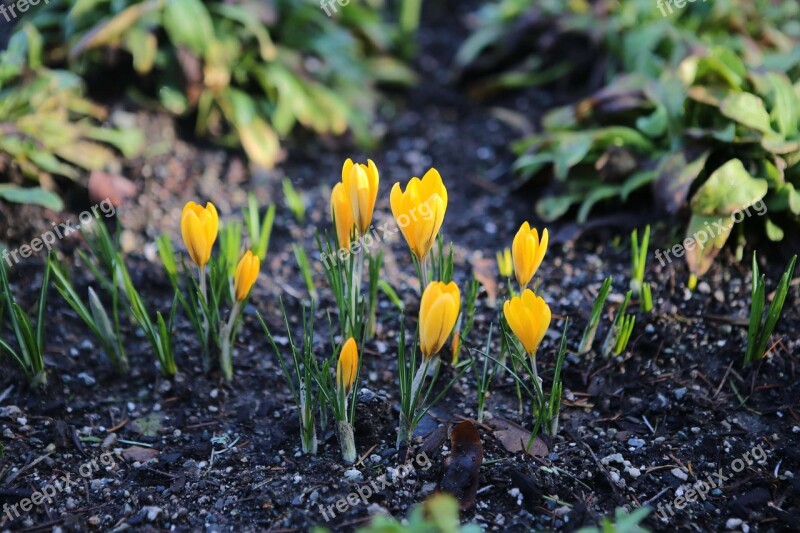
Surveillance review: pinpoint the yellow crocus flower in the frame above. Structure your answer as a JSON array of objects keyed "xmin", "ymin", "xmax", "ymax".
[
  {"xmin": 337, "ymin": 337, "xmax": 359, "ymax": 393},
  {"xmin": 234, "ymin": 250, "xmax": 260, "ymax": 301},
  {"xmin": 496, "ymin": 247, "xmax": 513, "ymax": 278},
  {"xmin": 342, "ymin": 158, "xmax": 379, "ymax": 236},
  {"xmin": 390, "ymin": 168, "xmax": 448, "ymax": 261},
  {"xmin": 512, "ymin": 222, "xmax": 548, "ymax": 289},
  {"xmin": 181, "ymin": 201, "xmax": 219, "ymax": 268},
  {"xmin": 331, "ymin": 182, "xmax": 355, "ymax": 249},
  {"xmin": 419, "ymin": 281, "xmax": 460, "ymax": 359},
  {"xmin": 503, "ymin": 289, "xmax": 551, "ymax": 356}
]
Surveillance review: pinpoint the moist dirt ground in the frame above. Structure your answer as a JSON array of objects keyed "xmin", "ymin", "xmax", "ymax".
[{"xmin": 1, "ymin": 1, "xmax": 799, "ymax": 532}]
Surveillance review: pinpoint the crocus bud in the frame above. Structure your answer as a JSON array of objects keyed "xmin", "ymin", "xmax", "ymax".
[
  {"xmin": 331, "ymin": 182, "xmax": 355, "ymax": 249},
  {"xmin": 496, "ymin": 247, "xmax": 512, "ymax": 278},
  {"xmin": 336, "ymin": 337, "xmax": 358, "ymax": 393},
  {"xmin": 419, "ymin": 281, "xmax": 460, "ymax": 359},
  {"xmin": 342, "ymin": 158, "xmax": 379, "ymax": 236},
  {"xmin": 503, "ymin": 289, "xmax": 551, "ymax": 356},
  {"xmin": 512, "ymin": 222, "xmax": 548, "ymax": 289},
  {"xmin": 181, "ymin": 201, "xmax": 219, "ymax": 267},
  {"xmin": 234, "ymin": 251, "xmax": 260, "ymax": 302},
  {"xmin": 390, "ymin": 168, "xmax": 448, "ymax": 261}
]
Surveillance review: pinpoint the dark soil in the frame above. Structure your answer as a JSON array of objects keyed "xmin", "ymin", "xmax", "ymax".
[{"xmin": 1, "ymin": 2, "xmax": 799, "ymax": 532}]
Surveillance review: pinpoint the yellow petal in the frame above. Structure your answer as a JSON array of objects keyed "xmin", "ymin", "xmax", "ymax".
[{"xmin": 336, "ymin": 337, "xmax": 359, "ymax": 392}]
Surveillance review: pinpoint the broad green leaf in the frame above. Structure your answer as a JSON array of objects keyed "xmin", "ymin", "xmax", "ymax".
[
  {"xmin": 237, "ymin": 116, "xmax": 280, "ymax": 168},
  {"xmin": 690, "ymin": 159, "xmax": 768, "ymax": 216},
  {"xmin": 536, "ymin": 194, "xmax": 582, "ymax": 222},
  {"xmin": 684, "ymin": 214, "xmax": 733, "ymax": 278},
  {"xmin": 766, "ymin": 73, "xmax": 799, "ymax": 138},
  {"xmin": 636, "ymin": 103, "xmax": 668, "ymax": 137},
  {"xmin": 553, "ymin": 132, "xmax": 592, "ymax": 181},
  {"xmin": 765, "ymin": 218, "xmax": 785, "ymax": 241},
  {"xmin": 0, "ymin": 185, "xmax": 64, "ymax": 211},
  {"xmin": 163, "ymin": 0, "xmax": 215, "ymax": 56},
  {"xmin": 720, "ymin": 93, "xmax": 774, "ymax": 134}
]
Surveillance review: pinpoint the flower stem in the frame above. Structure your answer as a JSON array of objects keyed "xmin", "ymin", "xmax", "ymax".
[{"xmin": 219, "ymin": 301, "xmax": 241, "ymax": 381}]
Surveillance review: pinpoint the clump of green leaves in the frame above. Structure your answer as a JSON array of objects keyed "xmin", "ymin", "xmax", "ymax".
[
  {"xmin": 745, "ymin": 253, "xmax": 797, "ymax": 365},
  {"xmin": 460, "ymin": 0, "xmax": 800, "ymax": 278},
  {"xmin": 342, "ymin": 493, "xmax": 481, "ymax": 533},
  {"xmin": 259, "ymin": 301, "xmax": 319, "ymax": 455},
  {"xmin": 576, "ymin": 506, "xmax": 651, "ymax": 533},
  {"xmin": 0, "ymin": 254, "xmax": 50, "ymax": 387},
  {"xmin": 602, "ymin": 291, "xmax": 635, "ymax": 357},
  {"xmin": 244, "ymin": 193, "xmax": 275, "ymax": 262},
  {"xmin": 50, "ymin": 256, "xmax": 128, "ymax": 373},
  {"xmin": 0, "ymin": 24, "xmax": 142, "ymax": 209},
  {"xmin": 27, "ymin": 0, "xmax": 414, "ymax": 168},
  {"xmin": 579, "ymin": 276, "xmax": 612, "ymax": 354}
]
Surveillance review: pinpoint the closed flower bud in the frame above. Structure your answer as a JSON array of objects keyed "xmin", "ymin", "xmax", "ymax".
[
  {"xmin": 331, "ymin": 182, "xmax": 355, "ymax": 249},
  {"xmin": 419, "ymin": 281, "xmax": 460, "ymax": 359},
  {"xmin": 496, "ymin": 247, "xmax": 512, "ymax": 278},
  {"xmin": 503, "ymin": 289, "xmax": 551, "ymax": 356},
  {"xmin": 390, "ymin": 168, "xmax": 448, "ymax": 261},
  {"xmin": 181, "ymin": 201, "xmax": 219, "ymax": 267},
  {"xmin": 512, "ymin": 222, "xmax": 548, "ymax": 289},
  {"xmin": 342, "ymin": 158, "xmax": 379, "ymax": 236},
  {"xmin": 234, "ymin": 251, "xmax": 260, "ymax": 301},
  {"xmin": 336, "ymin": 337, "xmax": 359, "ymax": 393}
]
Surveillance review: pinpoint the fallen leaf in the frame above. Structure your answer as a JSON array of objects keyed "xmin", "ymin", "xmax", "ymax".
[
  {"xmin": 88, "ymin": 170, "xmax": 137, "ymax": 207},
  {"xmin": 490, "ymin": 418, "xmax": 548, "ymax": 457},
  {"xmin": 121, "ymin": 446, "xmax": 159, "ymax": 462},
  {"xmin": 439, "ymin": 421, "xmax": 483, "ymax": 510}
]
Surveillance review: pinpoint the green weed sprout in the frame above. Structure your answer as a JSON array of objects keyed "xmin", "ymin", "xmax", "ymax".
[
  {"xmin": 631, "ymin": 225, "xmax": 652, "ymax": 312},
  {"xmin": 602, "ymin": 291, "xmax": 636, "ymax": 357},
  {"xmin": 0, "ymin": 255, "xmax": 50, "ymax": 387},
  {"xmin": 259, "ymin": 301, "xmax": 319, "ymax": 455},
  {"xmin": 243, "ymin": 193, "xmax": 275, "ymax": 261},
  {"xmin": 579, "ymin": 276, "xmax": 613, "ymax": 354},
  {"xmin": 745, "ymin": 253, "xmax": 797, "ymax": 365},
  {"xmin": 282, "ymin": 178, "xmax": 306, "ymax": 224},
  {"xmin": 50, "ymin": 256, "xmax": 128, "ymax": 373}
]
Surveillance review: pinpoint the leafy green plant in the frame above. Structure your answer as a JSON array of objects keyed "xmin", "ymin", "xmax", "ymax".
[
  {"xmin": 630, "ymin": 226, "xmax": 652, "ymax": 312},
  {"xmin": 601, "ymin": 291, "xmax": 635, "ymax": 357},
  {"xmin": 461, "ymin": 1, "xmax": 800, "ymax": 278},
  {"xmin": 497, "ymin": 318, "xmax": 569, "ymax": 442},
  {"xmin": 0, "ymin": 254, "xmax": 50, "ymax": 387},
  {"xmin": 50, "ymin": 256, "xmax": 128, "ymax": 373},
  {"xmin": 244, "ymin": 193, "xmax": 275, "ymax": 262},
  {"xmin": 579, "ymin": 276, "xmax": 612, "ymax": 354},
  {"xmin": 576, "ymin": 506, "xmax": 651, "ymax": 533},
  {"xmin": 745, "ymin": 253, "xmax": 797, "ymax": 365},
  {"xmin": 0, "ymin": 23, "xmax": 142, "ymax": 208},
  {"xmin": 118, "ymin": 259, "xmax": 178, "ymax": 377},
  {"xmin": 259, "ymin": 301, "xmax": 319, "ymax": 455},
  {"xmin": 283, "ymin": 178, "xmax": 306, "ymax": 224},
  {"xmin": 27, "ymin": 0, "xmax": 414, "ymax": 167}
]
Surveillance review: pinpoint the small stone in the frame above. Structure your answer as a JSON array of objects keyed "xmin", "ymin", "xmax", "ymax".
[
  {"xmin": 102, "ymin": 433, "xmax": 118, "ymax": 450},
  {"xmin": 344, "ymin": 468, "xmax": 363, "ymax": 482},
  {"xmin": 628, "ymin": 438, "xmax": 645, "ymax": 449},
  {"xmin": 674, "ymin": 388, "xmax": 687, "ymax": 400},
  {"xmin": 671, "ymin": 468, "xmax": 688, "ymax": 481},
  {"xmin": 726, "ymin": 518, "xmax": 743, "ymax": 529},
  {"xmin": 143, "ymin": 506, "xmax": 163, "ymax": 521}
]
